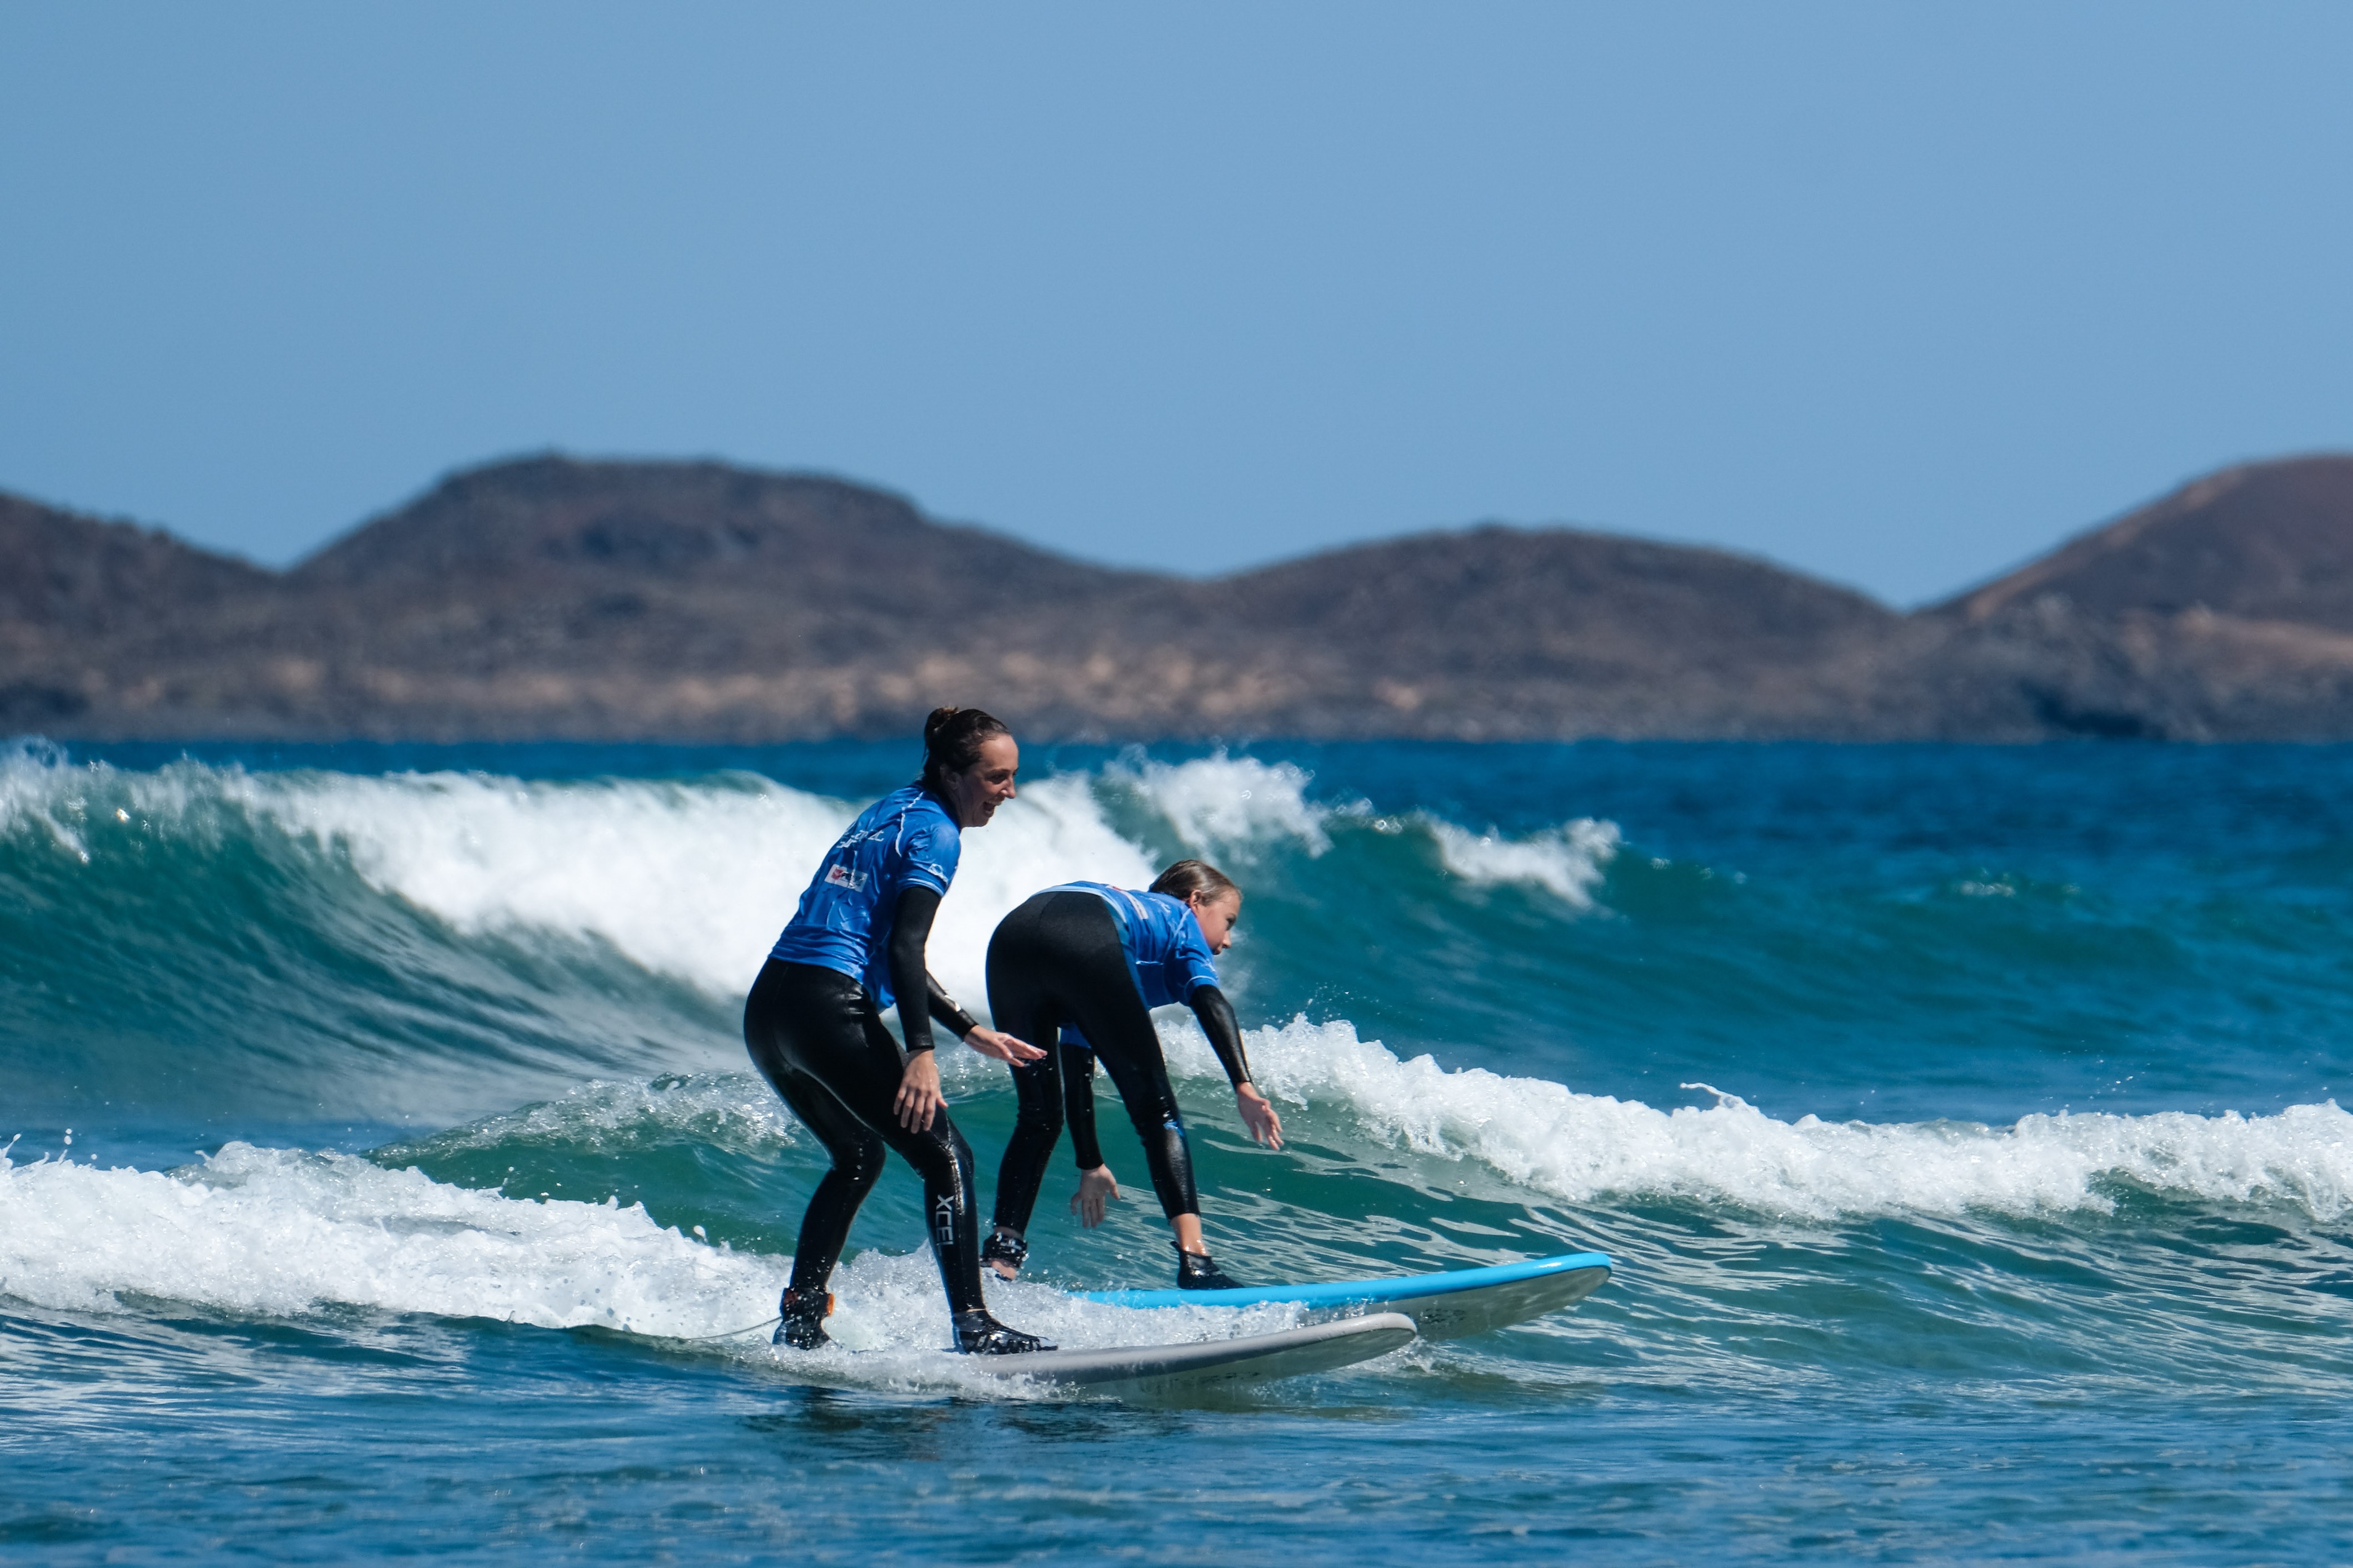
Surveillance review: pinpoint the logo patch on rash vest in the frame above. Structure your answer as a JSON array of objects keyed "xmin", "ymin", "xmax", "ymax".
[{"xmin": 824, "ymin": 864, "xmax": 866, "ymax": 891}]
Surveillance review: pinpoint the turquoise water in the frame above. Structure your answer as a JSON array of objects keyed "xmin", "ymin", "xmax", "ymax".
[{"xmin": 5, "ymin": 737, "xmax": 2351, "ymax": 1561}]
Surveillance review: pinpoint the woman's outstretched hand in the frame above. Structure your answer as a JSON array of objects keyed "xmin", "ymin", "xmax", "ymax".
[
  {"xmin": 1236, "ymin": 1084, "xmax": 1284, "ymax": 1149},
  {"xmin": 895, "ymin": 1051, "xmax": 946, "ymax": 1131},
  {"xmin": 1070, "ymin": 1165, "xmax": 1122, "ymax": 1228},
  {"xmin": 962, "ymin": 1025, "xmax": 1045, "ymax": 1064}
]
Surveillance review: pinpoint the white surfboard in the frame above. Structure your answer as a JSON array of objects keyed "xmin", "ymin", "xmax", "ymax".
[
  {"xmin": 961, "ymin": 1311, "xmax": 1417, "ymax": 1394},
  {"xmin": 1076, "ymin": 1250, "xmax": 1612, "ymax": 1340}
]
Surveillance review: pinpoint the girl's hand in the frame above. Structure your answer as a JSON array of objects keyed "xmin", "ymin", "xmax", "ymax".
[
  {"xmin": 1070, "ymin": 1165, "xmax": 1122, "ymax": 1228},
  {"xmin": 963, "ymin": 1025, "xmax": 1046, "ymax": 1065},
  {"xmin": 895, "ymin": 1051, "xmax": 946, "ymax": 1131},
  {"xmin": 1236, "ymin": 1084, "xmax": 1283, "ymax": 1150}
]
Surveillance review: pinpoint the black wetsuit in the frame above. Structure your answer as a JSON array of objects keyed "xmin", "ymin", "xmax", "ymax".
[
  {"xmin": 987, "ymin": 889, "xmax": 1254, "ymax": 1236},
  {"xmin": 743, "ymin": 884, "xmax": 991, "ymax": 1314}
]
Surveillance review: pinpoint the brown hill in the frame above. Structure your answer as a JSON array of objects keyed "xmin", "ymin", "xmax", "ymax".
[
  {"xmin": 0, "ymin": 492, "xmax": 274, "ymax": 725},
  {"xmin": 8, "ymin": 449, "xmax": 2353, "ymax": 741},
  {"xmin": 0, "ymin": 455, "xmax": 1900, "ymax": 740},
  {"xmin": 0, "ymin": 492, "xmax": 269, "ymax": 643},
  {"xmin": 1890, "ymin": 454, "xmax": 2353, "ymax": 740},
  {"xmin": 1202, "ymin": 524, "xmax": 1899, "ymax": 738},
  {"xmin": 1942, "ymin": 457, "xmax": 2353, "ymax": 628}
]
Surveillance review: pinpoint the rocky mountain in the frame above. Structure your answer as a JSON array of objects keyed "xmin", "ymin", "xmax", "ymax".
[
  {"xmin": 1885, "ymin": 457, "xmax": 2353, "ymax": 739},
  {"xmin": 1944, "ymin": 457, "xmax": 2353, "ymax": 629},
  {"xmin": 0, "ymin": 493, "xmax": 277, "ymax": 726},
  {"xmin": 6, "ymin": 452, "xmax": 2353, "ymax": 741}
]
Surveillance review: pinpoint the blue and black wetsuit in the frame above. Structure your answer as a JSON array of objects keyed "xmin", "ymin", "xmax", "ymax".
[
  {"xmin": 745, "ymin": 784, "xmax": 1038, "ymax": 1351},
  {"xmin": 986, "ymin": 884, "xmax": 1255, "ymax": 1239}
]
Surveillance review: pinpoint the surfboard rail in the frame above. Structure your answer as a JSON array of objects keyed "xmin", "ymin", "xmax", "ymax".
[
  {"xmin": 1074, "ymin": 1250, "xmax": 1613, "ymax": 1340},
  {"xmin": 963, "ymin": 1311, "xmax": 1419, "ymax": 1394}
]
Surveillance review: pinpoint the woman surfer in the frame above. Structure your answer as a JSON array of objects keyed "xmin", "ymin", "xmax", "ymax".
[
  {"xmin": 981, "ymin": 860, "xmax": 1283, "ymax": 1288},
  {"xmin": 743, "ymin": 707, "xmax": 1052, "ymax": 1354}
]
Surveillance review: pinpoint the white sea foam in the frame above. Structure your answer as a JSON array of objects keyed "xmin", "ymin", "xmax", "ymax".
[
  {"xmin": 2, "ymin": 747, "xmax": 1626, "ymax": 1003},
  {"xmin": 0, "ymin": 1141, "xmax": 1302, "ymax": 1393},
  {"xmin": 243, "ymin": 769, "xmax": 857, "ymax": 997},
  {"xmin": 1109, "ymin": 751, "xmax": 1628, "ymax": 911},
  {"xmin": 1154, "ymin": 1015, "xmax": 2353, "ymax": 1223},
  {"xmin": 0, "ymin": 1140, "xmax": 782, "ymax": 1334},
  {"xmin": 1428, "ymin": 817, "xmax": 1620, "ymax": 906},
  {"xmin": 0, "ymin": 738, "xmax": 100, "ymax": 860},
  {"xmin": 0, "ymin": 749, "xmax": 1152, "ymax": 1004},
  {"xmin": 374, "ymin": 1074, "xmax": 803, "ymax": 1158},
  {"xmin": 257, "ymin": 765, "xmax": 1156, "ymax": 1004},
  {"xmin": 1117, "ymin": 753, "xmax": 1331, "ymax": 856},
  {"xmin": 1108, "ymin": 750, "xmax": 1626, "ymax": 902},
  {"xmin": 401, "ymin": 1031, "xmax": 2353, "ymax": 1230}
]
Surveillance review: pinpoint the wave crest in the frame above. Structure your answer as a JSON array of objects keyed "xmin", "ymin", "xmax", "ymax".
[
  {"xmin": 2, "ymin": 746, "xmax": 1625, "ymax": 1013},
  {"xmin": 0, "ymin": 1140, "xmax": 781, "ymax": 1333},
  {"xmin": 1172, "ymin": 1017, "xmax": 2353, "ymax": 1222},
  {"xmin": 1116, "ymin": 752, "xmax": 1331, "ymax": 858},
  {"xmin": 1428, "ymin": 816, "xmax": 1620, "ymax": 906},
  {"xmin": 0, "ymin": 747, "xmax": 1158, "ymax": 1004}
]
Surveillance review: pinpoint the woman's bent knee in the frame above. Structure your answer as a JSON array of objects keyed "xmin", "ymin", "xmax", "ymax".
[
  {"xmin": 1014, "ymin": 1104, "xmax": 1064, "ymax": 1138},
  {"xmin": 838, "ymin": 1133, "xmax": 887, "ymax": 1188}
]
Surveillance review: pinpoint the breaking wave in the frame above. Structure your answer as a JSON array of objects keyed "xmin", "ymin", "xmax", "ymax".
[
  {"xmin": 0, "ymin": 743, "xmax": 1616, "ymax": 1009},
  {"xmin": 13, "ymin": 735, "xmax": 2353, "ymax": 1417},
  {"xmin": 1171, "ymin": 1018, "xmax": 2353, "ymax": 1221}
]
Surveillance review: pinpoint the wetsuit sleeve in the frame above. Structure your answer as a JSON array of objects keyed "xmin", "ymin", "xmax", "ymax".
[
  {"xmin": 1063, "ymin": 1044, "xmax": 1105, "ymax": 1169},
  {"xmin": 888, "ymin": 886, "xmax": 943, "ymax": 1053},
  {"xmin": 925, "ymin": 972, "xmax": 978, "ymax": 1040},
  {"xmin": 1187, "ymin": 985, "xmax": 1253, "ymax": 1088}
]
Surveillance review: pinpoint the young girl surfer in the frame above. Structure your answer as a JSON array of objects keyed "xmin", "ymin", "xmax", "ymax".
[
  {"xmin": 743, "ymin": 707, "xmax": 1053, "ymax": 1354},
  {"xmin": 981, "ymin": 860, "xmax": 1283, "ymax": 1288}
]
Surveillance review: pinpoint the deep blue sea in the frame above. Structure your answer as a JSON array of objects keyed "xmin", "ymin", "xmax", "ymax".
[{"xmin": 6, "ymin": 737, "xmax": 2351, "ymax": 1562}]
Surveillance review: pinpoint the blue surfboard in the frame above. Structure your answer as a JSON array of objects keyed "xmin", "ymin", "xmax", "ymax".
[{"xmin": 1076, "ymin": 1251, "xmax": 1612, "ymax": 1340}]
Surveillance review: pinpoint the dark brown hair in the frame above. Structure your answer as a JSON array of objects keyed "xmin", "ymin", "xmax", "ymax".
[
  {"xmin": 920, "ymin": 706, "xmax": 1012, "ymax": 794},
  {"xmin": 1150, "ymin": 859, "xmax": 1240, "ymax": 906}
]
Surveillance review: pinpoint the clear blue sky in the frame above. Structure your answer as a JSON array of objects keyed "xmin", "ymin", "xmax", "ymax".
[{"xmin": 3, "ymin": 3, "xmax": 2349, "ymax": 605}]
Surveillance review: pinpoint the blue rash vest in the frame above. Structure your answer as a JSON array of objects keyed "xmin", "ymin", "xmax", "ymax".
[
  {"xmin": 1050, "ymin": 881, "xmax": 1221, "ymax": 1011},
  {"xmin": 769, "ymin": 785, "xmax": 961, "ymax": 1011}
]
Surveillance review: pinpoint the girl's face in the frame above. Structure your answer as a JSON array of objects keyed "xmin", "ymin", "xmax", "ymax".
[
  {"xmin": 1189, "ymin": 889, "xmax": 1242, "ymax": 954},
  {"xmin": 945, "ymin": 734, "xmax": 1020, "ymax": 828}
]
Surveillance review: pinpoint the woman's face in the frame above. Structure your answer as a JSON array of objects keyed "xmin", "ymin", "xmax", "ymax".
[
  {"xmin": 1190, "ymin": 889, "xmax": 1242, "ymax": 954},
  {"xmin": 945, "ymin": 734, "xmax": 1020, "ymax": 828}
]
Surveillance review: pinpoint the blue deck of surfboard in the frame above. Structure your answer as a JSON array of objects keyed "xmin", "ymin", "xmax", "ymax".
[{"xmin": 1075, "ymin": 1251, "xmax": 1613, "ymax": 1340}]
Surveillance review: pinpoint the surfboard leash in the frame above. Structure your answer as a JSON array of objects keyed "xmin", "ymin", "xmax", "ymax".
[{"xmin": 674, "ymin": 1314, "xmax": 781, "ymax": 1342}]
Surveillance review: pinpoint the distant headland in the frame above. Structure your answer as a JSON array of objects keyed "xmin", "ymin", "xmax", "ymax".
[{"xmin": 8, "ymin": 453, "xmax": 2353, "ymax": 742}]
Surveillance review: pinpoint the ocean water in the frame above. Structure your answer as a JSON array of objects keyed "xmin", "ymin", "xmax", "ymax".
[{"xmin": 4, "ymin": 736, "xmax": 2351, "ymax": 1563}]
